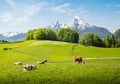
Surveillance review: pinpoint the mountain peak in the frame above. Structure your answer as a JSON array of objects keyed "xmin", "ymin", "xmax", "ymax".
[
  {"xmin": 49, "ymin": 16, "xmax": 90, "ymax": 31},
  {"xmin": 73, "ymin": 16, "xmax": 86, "ymax": 24},
  {"xmin": 67, "ymin": 16, "xmax": 89, "ymax": 30},
  {"xmin": 49, "ymin": 20, "xmax": 61, "ymax": 31},
  {"xmin": 48, "ymin": 16, "xmax": 112, "ymax": 39},
  {"xmin": 74, "ymin": 15, "xmax": 80, "ymax": 20}
]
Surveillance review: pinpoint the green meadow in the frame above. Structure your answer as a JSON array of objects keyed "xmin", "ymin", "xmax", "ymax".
[{"xmin": 0, "ymin": 40, "xmax": 120, "ymax": 84}]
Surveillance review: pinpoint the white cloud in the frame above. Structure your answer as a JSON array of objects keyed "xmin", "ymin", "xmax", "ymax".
[
  {"xmin": 0, "ymin": 0, "xmax": 46, "ymax": 23},
  {"xmin": 0, "ymin": 1, "xmax": 87, "ymax": 23},
  {"xmin": 12, "ymin": 4, "xmax": 43, "ymax": 22},
  {"xmin": 51, "ymin": 3, "xmax": 87, "ymax": 16},
  {"xmin": 52, "ymin": 3, "xmax": 73, "ymax": 13},
  {"xmin": 75, "ymin": 8, "xmax": 87, "ymax": 14}
]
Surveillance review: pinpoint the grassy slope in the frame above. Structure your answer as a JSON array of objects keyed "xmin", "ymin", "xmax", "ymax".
[
  {"xmin": 0, "ymin": 40, "xmax": 120, "ymax": 63},
  {"xmin": 0, "ymin": 40, "xmax": 120, "ymax": 84},
  {"xmin": 74, "ymin": 45, "xmax": 120, "ymax": 58}
]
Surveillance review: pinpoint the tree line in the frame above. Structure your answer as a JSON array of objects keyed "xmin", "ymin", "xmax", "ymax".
[
  {"xmin": 80, "ymin": 33, "xmax": 120, "ymax": 48},
  {"xmin": 25, "ymin": 28, "xmax": 120, "ymax": 48},
  {"xmin": 25, "ymin": 28, "xmax": 79, "ymax": 43},
  {"xmin": 80, "ymin": 29, "xmax": 120, "ymax": 48}
]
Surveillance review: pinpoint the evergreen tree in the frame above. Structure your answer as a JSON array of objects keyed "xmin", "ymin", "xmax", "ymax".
[
  {"xmin": 93, "ymin": 34, "xmax": 104, "ymax": 47},
  {"xmin": 104, "ymin": 34, "xmax": 111, "ymax": 48},
  {"xmin": 80, "ymin": 33, "xmax": 93, "ymax": 46},
  {"xmin": 80, "ymin": 33, "xmax": 104, "ymax": 47},
  {"xmin": 115, "ymin": 41, "xmax": 120, "ymax": 48},
  {"xmin": 114, "ymin": 28, "xmax": 120, "ymax": 42},
  {"xmin": 110, "ymin": 34, "xmax": 116, "ymax": 48}
]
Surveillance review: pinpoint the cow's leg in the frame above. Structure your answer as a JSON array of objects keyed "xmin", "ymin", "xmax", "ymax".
[
  {"xmin": 82, "ymin": 61, "xmax": 85, "ymax": 64},
  {"xmin": 73, "ymin": 60, "xmax": 75, "ymax": 63},
  {"xmin": 73, "ymin": 59, "xmax": 75, "ymax": 63}
]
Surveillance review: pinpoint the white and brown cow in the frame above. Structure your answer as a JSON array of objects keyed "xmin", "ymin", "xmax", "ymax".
[
  {"xmin": 23, "ymin": 64, "xmax": 37, "ymax": 71},
  {"xmin": 72, "ymin": 56, "xmax": 85, "ymax": 64}
]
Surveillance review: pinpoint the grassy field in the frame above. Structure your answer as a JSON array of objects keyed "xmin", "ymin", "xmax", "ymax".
[{"xmin": 0, "ymin": 40, "xmax": 120, "ymax": 84}]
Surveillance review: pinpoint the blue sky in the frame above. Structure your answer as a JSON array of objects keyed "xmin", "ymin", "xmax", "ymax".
[{"xmin": 0, "ymin": 0, "xmax": 120, "ymax": 33}]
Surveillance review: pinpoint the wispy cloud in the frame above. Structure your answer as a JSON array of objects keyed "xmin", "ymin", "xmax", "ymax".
[
  {"xmin": 0, "ymin": 1, "xmax": 87, "ymax": 23},
  {"xmin": 106, "ymin": 4, "xmax": 120, "ymax": 8},
  {"xmin": 51, "ymin": 3, "xmax": 87, "ymax": 16},
  {"xmin": 0, "ymin": 0, "xmax": 46, "ymax": 23},
  {"xmin": 52, "ymin": 3, "xmax": 72, "ymax": 13}
]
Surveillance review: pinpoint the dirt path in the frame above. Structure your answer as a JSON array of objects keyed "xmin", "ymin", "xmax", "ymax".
[{"xmin": 84, "ymin": 57, "xmax": 120, "ymax": 60}]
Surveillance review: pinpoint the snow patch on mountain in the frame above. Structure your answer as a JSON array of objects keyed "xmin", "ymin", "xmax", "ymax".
[
  {"xmin": 67, "ymin": 16, "xmax": 90, "ymax": 30},
  {"xmin": 49, "ymin": 16, "xmax": 112, "ymax": 39},
  {"xmin": 2, "ymin": 31, "xmax": 23, "ymax": 38},
  {"xmin": 49, "ymin": 16, "xmax": 90, "ymax": 31},
  {"xmin": 49, "ymin": 21, "xmax": 68, "ymax": 31}
]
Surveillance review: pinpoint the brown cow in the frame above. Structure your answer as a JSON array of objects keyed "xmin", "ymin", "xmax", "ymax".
[
  {"xmin": 72, "ymin": 56, "xmax": 85, "ymax": 64},
  {"xmin": 37, "ymin": 59, "xmax": 47, "ymax": 64}
]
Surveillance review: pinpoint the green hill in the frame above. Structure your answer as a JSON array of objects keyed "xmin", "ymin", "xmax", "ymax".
[
  {"xmin": 1, "ymin": 40, "xmax": 120, "ymax": 63},
  {"xmin": 0, "ymin": 40, "xmax": 120, "ymax": 84}
]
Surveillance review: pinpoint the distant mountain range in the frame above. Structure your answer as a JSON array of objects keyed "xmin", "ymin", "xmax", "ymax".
[
  {"xmin": 2, "ymin": 31, "xmax": 24, "ymax": 38},
  {"xmin": 0, "ymin": 32, "xmax": 26, "ymax": 42},
  {"xmin": 49, "ymin": 16, "xmax": 112, "ymax": 39},
  {"xmin": 0, "ymin": 16, "xmax": 112, "ymax": 42}
]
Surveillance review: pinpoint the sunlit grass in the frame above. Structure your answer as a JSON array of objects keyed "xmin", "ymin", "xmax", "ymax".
[{"xmin": 0, "ymin": 40, "xmax": 120, "ymax": 84}]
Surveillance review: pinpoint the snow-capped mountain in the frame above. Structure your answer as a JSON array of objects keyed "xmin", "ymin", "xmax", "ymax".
[
  {"xmin": 67, "ymin": 16, "xmax": 89, "ymax": 30},
  {"xmin": 49, "ymin": 21, "xmax": 68, "ymax": 31},
  {"xmin": 0, "ymin": 31, "xmax": 26, "ymax": 42},
  {"xmin": 0, "ymin": 16, "xmax": 112, "ymax": 42},
  {"xmin": 61, "ymin": 23, "xmax": 67, "ymax": 28},
  {"xmin": 49, "ymin": 21, "xmax": 61, "ymax": 31},
  {"xmin": 2, "ymin": 31, "xmax": 23, "ymax": 38},
  {"xmin": 49, "ymin": 16, "xmax": 90, "ymax": 31},
  {"xmin": 49, "ymin": 16, "xmax": 112, "ymax": 39},
  {"xmin": 7, "ymin": 33, "xmax": 26, "ymax": 42}
]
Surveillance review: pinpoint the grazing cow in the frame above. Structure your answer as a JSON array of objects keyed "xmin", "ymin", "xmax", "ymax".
[
  {"xmin": 14, "ymin": 61, "xmax": 22, "ymax": 65},
  {"xmin": 37, "ymin": 59, "xmax": 47, "ymax": 64},
  {"xmin": 72, "ymin": 56, "xmax": 85, "ymax": 64},
  {"xmin": 23, "ymin": 64, "xmax": 37, "ymax": 71}
]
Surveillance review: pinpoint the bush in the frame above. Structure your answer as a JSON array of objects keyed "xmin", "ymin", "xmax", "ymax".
[
  {"xmin": 3, "ymin": 48, "xmax": 12, "ymax": 50},
  {"xmin": 115, "ymin": 41, "xmax": 120, "ymax": 48}
]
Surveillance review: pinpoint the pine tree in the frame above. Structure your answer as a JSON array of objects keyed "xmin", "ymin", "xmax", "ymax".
[
  {"xmin": 104, "ymin": 34, "xmax": 110, "ymax": 48},
  {"xmin": 80, "ymin": 33, "xmax": 104, "ymax": 47},
  {"xmin": 110, "ymin": 34, "xmax": 115, "ymax": 48}
]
